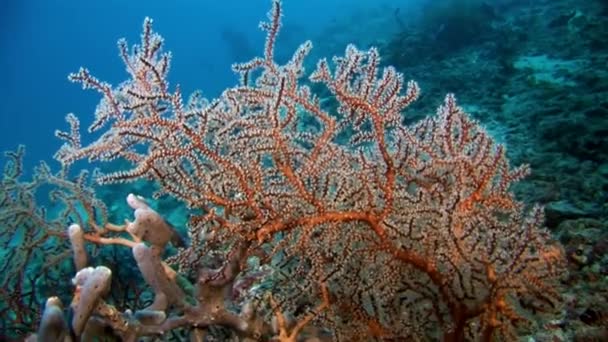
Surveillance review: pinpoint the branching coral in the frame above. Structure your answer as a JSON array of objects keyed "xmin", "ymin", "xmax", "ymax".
[{"xmin": 11, "ymin": 1, "xmax": 570, "ymax": 340}]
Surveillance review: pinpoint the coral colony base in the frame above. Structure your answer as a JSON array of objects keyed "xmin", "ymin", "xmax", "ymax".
[{"xmin": 2, "ymin": 1, "xmax": 567, "ymax": 341}]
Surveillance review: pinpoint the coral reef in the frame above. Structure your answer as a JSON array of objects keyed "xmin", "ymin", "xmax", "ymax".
[
  {"xmin": 378, "ymin": 1, "xmax": 608, "ymax": 338},
  {"xmin": 1, "ymin": 0, "xmax": 585, "ymax": 341},
  {"xmin": 0, "ymin": 145, "xmax": 106, "ymax": 338}
]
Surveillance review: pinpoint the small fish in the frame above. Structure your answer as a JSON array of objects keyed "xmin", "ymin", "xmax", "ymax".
[
  {"xmin": 127, "ymin": 193, "xmax": 187, "ymax": 247},
  {"xmin": 163, "ymin": 218, "xmax": 188, "ymax": 248}
]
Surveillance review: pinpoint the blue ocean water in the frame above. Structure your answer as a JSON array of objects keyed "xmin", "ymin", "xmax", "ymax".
[{"xmin": 0, "ymin": 0, "xmax": 408, "ymax": 171}]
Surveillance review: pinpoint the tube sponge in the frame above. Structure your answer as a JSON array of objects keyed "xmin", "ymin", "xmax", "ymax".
[
  {"xmin": 68, "ymin": 224, "xmax": 88, "ymax": 271},
  {"xmin": 36, "ymin": 297, "xmax": 68, "ymax": 342},
  {"xmin": 133, "ymin": 243, "xmax": 186, "ymax": 310},
  {"xmin": 70, "ymin": 266, "xmax": 112, "ymax": 336},
  {"xmin": 126, "ymin": 193, "xmax": 184, "ymax": 248}
]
